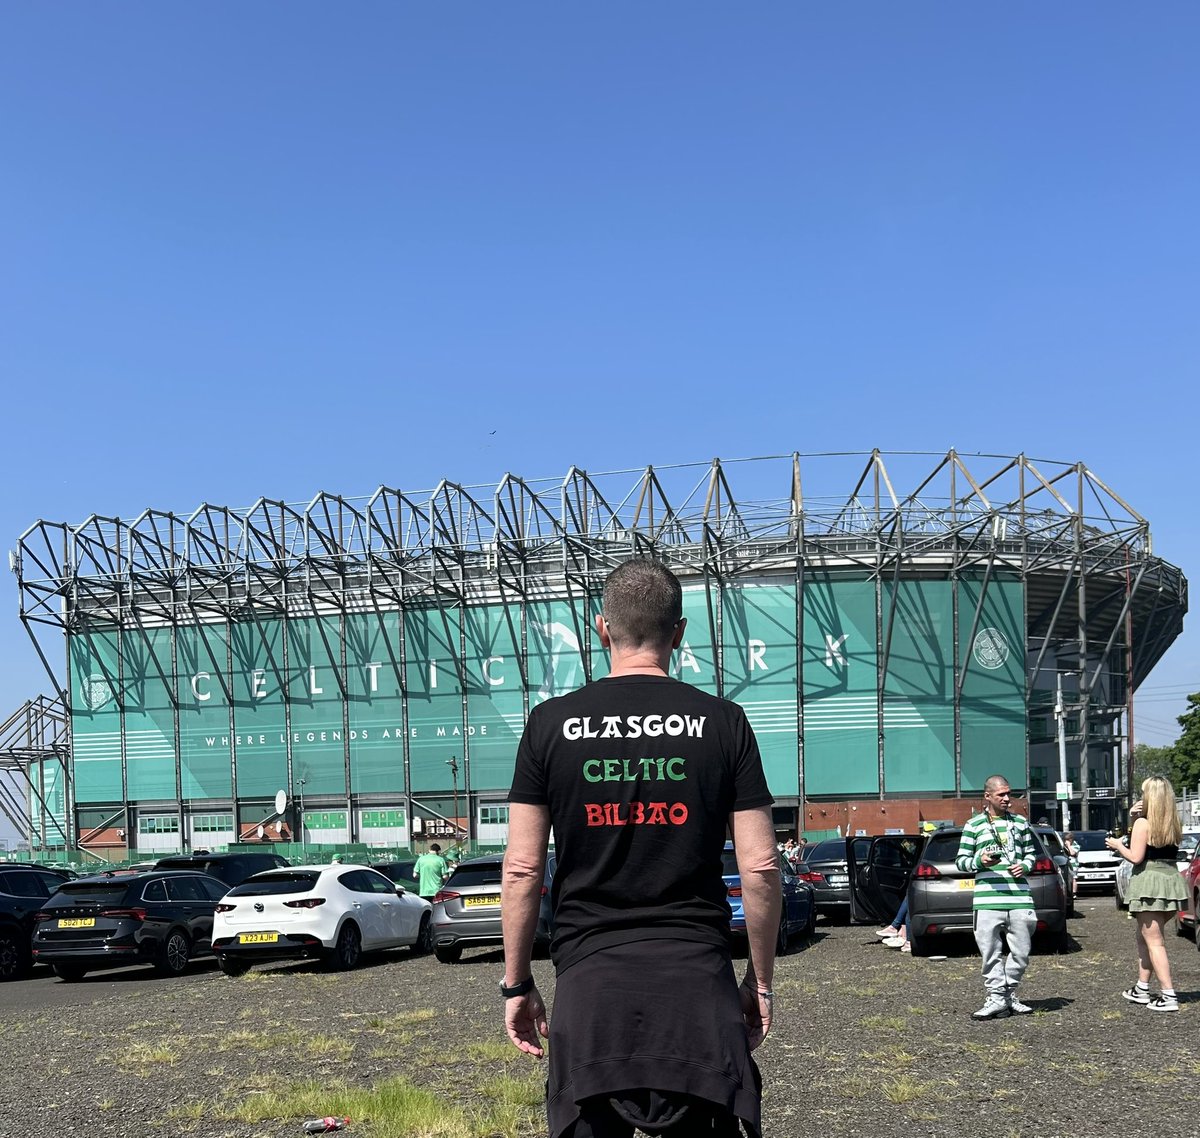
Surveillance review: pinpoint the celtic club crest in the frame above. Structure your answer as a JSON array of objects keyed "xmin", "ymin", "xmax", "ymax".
[
  {"xmin": 82, "ymin": 674, "xmax": 113, "ymax": 712},
  {"xmin": 972, "ymin": 628, "xmax": 1010, "ymax": 670}
]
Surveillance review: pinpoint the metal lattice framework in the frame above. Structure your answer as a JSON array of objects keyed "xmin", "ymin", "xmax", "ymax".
[{"xmin": 9, "ymin": 450, "xmax": 1189, "ymax": 847}]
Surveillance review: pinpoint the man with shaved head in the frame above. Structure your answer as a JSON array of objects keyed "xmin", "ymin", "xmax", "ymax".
[{"xmin": 955, "ymin": 774, "xmax": 1037, "ymax": 1020}]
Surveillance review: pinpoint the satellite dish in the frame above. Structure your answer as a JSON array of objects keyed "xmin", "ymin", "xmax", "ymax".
[
  {"xmin": 274, "ymin": 789, "xmax": 288, "ymax": 814},
  {"xmin": 257, "ymin": 824, "xmax": 265, "ymax": 839}
]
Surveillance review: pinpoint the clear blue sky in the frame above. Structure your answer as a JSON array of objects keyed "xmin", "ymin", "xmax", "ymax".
[{"xmin": 1, "ymin": 5, "xmax": 1196, "ymax": 838}]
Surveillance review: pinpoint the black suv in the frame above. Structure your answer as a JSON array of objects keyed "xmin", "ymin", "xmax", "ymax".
[
  {"xmin": 31, "ymin": 869, "xmax": 228, "ymax": 981},
  {"xmin": 0, "ymin": 865, "xmax": 76, "ymax": 981},
  {"xmin": 154, "ymin": 852, "xmax": 289, "ymax": 887}
]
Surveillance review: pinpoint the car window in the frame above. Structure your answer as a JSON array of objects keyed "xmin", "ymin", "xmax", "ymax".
[
  {"xmin": 51, "ymin": 882, "xmax": 130, "ymax": 906},
  {"xmin": 0, "ymin": 871, "xmax": 51, "ymax": 898},
  {"xmin": 922, "ymin": 835, "xmax": 963, "ymax": 863},
  {"xmin": 197, "ymin": 877, "xmax": 229, "ymax": 901},
  {"xmin": 446, "ymin": 864, "xmax": 503, "ymax": 888},
  {"xmin": 338, "ymin": 870, "xmax": 373, "ymax": 893},
  {"xmin": 168, "ymin": 876, "xmax": 209, "ymax": 902},
  {"xmin": 362, "ymin": 870, "xmax": 398, "ymax": 894},
  {"xmin": 1073, "ymin": 831, "xmax": 1110, "ymax": 851},
  {"xmin": 720, "ymin": 850, "xmax": 739, "ymax": 876},
  {"xmin": 1039, "ymin": 831, "xmax": 1065, "ymax": 856},
  {"xmin": 228, "ymin": 872, "xmax": 319, "ymax": 897},
  {"xmin": 874, "ymin": 838, "xmax": 920, "ymax": 869},
  {"xmin": 806, "ymin": 840, "xmax": 847, "ymax": 861},
  {"xmin": 143, "ymin": 879, "xmax": 168, "ymax": 902}
]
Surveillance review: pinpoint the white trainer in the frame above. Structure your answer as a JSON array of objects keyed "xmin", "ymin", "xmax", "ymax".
[{"xmin": 972, "ymin": 994, "xmax": 1011, "ymax": 1020}]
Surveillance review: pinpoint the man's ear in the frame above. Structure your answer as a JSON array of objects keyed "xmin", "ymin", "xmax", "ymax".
[{"xmin": 596, "ymin": 612, "xmax": 611, "ymax": 648}]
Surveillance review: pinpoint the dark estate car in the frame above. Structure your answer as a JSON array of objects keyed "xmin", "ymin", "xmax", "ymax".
[
  {"xmin": 369, "ymin": 860, "xmax": 418, "ymax": 887},
  {"xmin": 31, "ymin": 869, "xmax": 228, "ymax": 980},
  {"xmin": 155, "ymin": 852, "xmax": 290, "ymax": 888},
  {"xmin": 848, "ymin": 828, "xmax": 1068, "ymax": 957},
  {"xmin": 800, "ymin": 836, "xmax": 873, "ymax": 919},
  {"xmin": 721, "ymin": 842, "xmax": 816, "ymax": 951},
  {"xmin": 0, "ymin": 865, "xmax": 76, "ymax": 981},
  {"xmin": 431, "ymin": 853, "xmax": 555, "ymax": 964}
]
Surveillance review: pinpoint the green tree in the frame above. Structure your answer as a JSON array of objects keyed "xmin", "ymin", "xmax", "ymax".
[
  {"xmin": 1172, "ymin": 693, "xmax": 1200, "ymax": 793},
  {"xmin": 1132, "ymin": 742, "xmax": 1175, "ymax": 787}
]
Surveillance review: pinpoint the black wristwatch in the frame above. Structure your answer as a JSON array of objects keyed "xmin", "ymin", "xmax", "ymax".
[{"xmin": 499, "ymin": 975, "xmax": 535, "ymax": 998}]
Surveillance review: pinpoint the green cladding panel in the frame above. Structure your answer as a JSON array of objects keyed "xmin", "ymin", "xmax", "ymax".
[
  {"xmin": 673, "ymin": 586, "xmax": 719, "ymax": 695},
  {"xmin": 802, "ymin": 574, "xmax": 879, "ymax": 796},
  {"xmin": 527, "ymin": 599, "xmax": 596, "ymax": 704},
  {"xmin": 464, "ymin": 605, "xmax": 525, "ymax": 792},
  {"xmin": 177, "ymin": 624, "xmax": 234, "ymax": 799},
  {"xmin": 345, "ymin": 611, "xmax": 405, "ymax": 794},
  {"xmin": 405, "ymin": 607, "xmax": 464, "ymax": 793},
  {"xmin": 959, "ymin": 573, "xmax": 1026, "ymax": 792},
  {"xmin": 230, "ymin": 619, "xmax": 289, "ymax": 799},
  {"xmin": 287, "ymin": 617, "xmax": 348, "ymax": 796},
  {"xmin": 881, "ymin": 580, "xmax": 955, "ymax": 793},
  {"xmin": 722, "ymin": 583, "xmax": 799, "ymax": 797},
  {"xmin": 121, "ymin": 627, "xmax": 178, "ymax": 801},
  {"xmin": 70, "ymin": 629, "xmax": 123, "ymax": 803}
]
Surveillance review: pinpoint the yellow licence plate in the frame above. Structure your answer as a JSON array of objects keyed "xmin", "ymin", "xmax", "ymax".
[
  {"xmin": 464, "ymin": 895, "xmax": 500, "ymax": 909},
  {"xmin": 59, "ymin": 917, "xmax": 95, "ymax": 929},
  {"xmin": 957, "ymin": 879, "xmax": 976, "ymax": 890},
  {"xmin": 238, "ymin": 932, "xmax": 279, "ymax": 944}
]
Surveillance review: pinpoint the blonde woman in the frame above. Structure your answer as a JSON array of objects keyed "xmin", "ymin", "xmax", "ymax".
[{"xmin": 1106, "ymin": 777, "xmax": 1188, "ymax": 1012}]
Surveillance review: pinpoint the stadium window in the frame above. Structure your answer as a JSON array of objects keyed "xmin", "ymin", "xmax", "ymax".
[{"xmin": 479, "ymin": 805, "xmax": 509, "ymax": 827}]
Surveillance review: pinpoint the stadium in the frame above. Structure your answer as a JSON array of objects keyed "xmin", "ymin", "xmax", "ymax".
[{"xmin": 4, "ymin": 450, "xmax": 1188, "ymax": 862}]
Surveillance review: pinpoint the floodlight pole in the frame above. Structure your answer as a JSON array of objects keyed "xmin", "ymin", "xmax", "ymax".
[
  {"xmin": 447, "ymin": 756, "xmax": 460, "ymax": 854},
  {"xmin": 1055, "ymin": 674, "xmax": 1070, "ymax": 833},
  {"xmin": 298, "ymin": 778, "xmax": 307, "ymax": 864}
]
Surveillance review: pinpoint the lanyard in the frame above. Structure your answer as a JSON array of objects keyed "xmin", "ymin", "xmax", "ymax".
[{"xmin": 984, "ymin": 813, "xmax": 1016, "ymax": 861}]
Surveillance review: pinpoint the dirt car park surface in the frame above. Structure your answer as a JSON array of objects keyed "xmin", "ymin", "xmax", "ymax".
[{"xmin": 1, "ymin": 894, "xmax": 1193, "ymax": 1138}]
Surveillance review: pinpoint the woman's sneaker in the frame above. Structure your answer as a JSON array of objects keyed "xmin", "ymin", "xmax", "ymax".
[
  {"xmin": 1121, "ymin": 986, "xmax": 1151, "ymax": 1005},
  {"xmin": 876, "ymin": 927, "xmax": 899, "ymax": 939},
  {"xmin": 1147, "ymin": 994, "xmax": 1179, "ymax": 1013}
]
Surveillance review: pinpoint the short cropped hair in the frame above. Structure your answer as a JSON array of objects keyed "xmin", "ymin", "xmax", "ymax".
[{"xmin": 602, "ymin": 559, "xmax": 683, "ymax": 648}]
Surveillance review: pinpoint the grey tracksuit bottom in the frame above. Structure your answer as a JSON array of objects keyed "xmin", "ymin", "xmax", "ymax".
[{"xmin": 973, "ymin": 907, "xmax": 1036, "ymax": 996}]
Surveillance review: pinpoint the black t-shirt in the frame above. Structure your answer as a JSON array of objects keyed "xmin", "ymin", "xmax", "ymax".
[{"xmin": 509, "ymin": 674, "xmax": 774, "ymax": 971}]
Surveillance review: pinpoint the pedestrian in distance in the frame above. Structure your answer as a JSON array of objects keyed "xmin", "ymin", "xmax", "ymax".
[
  {"xmin": 412, "ymin": 842, "xmax": 449, "ymax": 901},
  {"xmin": 955, "ymin": 775, "xmax": 1038, "ymax": 1020},
  {"xmin": 501, "ymin": 558, "xmax": 780, "ymax": 1138},
  {"xmin": 1107, "ymin": 777, "xmax": 1188, "ymax": 1012}
]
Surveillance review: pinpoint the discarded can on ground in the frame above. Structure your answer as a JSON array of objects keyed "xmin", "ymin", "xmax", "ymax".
[{"xmin": 302, "ymin": 1118, "xmax": 350, "ymax": 1133}]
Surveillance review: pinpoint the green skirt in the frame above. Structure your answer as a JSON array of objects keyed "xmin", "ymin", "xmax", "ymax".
[{"xmin": 1127, "ymin": 860, "xmax": 1188, "ymax": 913}]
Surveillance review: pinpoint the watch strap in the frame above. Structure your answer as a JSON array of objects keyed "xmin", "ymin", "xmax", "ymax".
[{"xmin": 499, "ymin": 975, "xmax": 535, "ymax": 998}]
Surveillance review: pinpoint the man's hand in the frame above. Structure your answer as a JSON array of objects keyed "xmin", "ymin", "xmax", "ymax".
[
  {"xmin": 1007, "ymin": 862, "xmax": 1025, "ymax": 879},
  {"xmin": 505, "ymin": 987, "xmax": 549, "ymax": 1058},
  {"xmin": 739, "ymin": 981, "xmax": 773, "ymax": 1052},
  {"xmin": 980, "ymin": 849, "xmax": 1000, "ymax": 868}
]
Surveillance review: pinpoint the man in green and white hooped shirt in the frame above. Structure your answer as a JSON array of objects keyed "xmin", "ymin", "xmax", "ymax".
[{"xmin": 955, "ymin": 776, "xmax": 1037, "ymax": 1020}]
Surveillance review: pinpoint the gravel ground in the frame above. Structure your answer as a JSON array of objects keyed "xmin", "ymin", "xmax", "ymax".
[{"xmin": 1, "ymin": 897, "xmax": 1193, "ymax": 1138}]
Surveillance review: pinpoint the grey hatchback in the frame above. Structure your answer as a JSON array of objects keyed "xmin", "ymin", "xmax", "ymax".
[
  {"xmin": 848, "ymin": 828, "xmax": 1068, "ymax": 957},
  {"xmin": 430, "ymin": 853, "xmax": 555, "ymax": 964}
]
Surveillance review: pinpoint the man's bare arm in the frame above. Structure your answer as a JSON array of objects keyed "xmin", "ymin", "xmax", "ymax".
[
  {"xmin": 501, "ymin": 802, "xmax": 552, "ymax": 1056},
  {"xmin": 729, "ymin": 805, "xmax": 781, "ymax": 1050}
]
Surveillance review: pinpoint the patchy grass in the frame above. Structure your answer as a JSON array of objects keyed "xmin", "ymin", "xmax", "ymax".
[
  {"xmin": 860, "ymin": 1014, "xmax": 906, "ymax": 1031},
  {"xmin": 109, "ymin": 1039, "xmax": 182, "ymax": 1074},
  {"xmin": 881, "ymin": 1075, "xmax": 944, "ymax": 1105}
]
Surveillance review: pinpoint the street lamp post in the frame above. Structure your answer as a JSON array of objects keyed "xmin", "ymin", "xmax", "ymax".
[{"xmin": 446, "ymin": 756, "xmax": 460, "ymax": 855}]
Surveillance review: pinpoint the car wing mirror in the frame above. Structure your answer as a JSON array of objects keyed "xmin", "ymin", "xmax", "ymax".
[{"xmin": 396, "ymin": 885, "xmax": 407, "ymax": 895}]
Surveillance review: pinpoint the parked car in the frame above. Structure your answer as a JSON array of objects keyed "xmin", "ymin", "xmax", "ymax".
[
  {"xmin": 155, "ymin": 851, "xmax": 290, "ymax": 888},
  {"xmin": 798, "ymin": 836, "xmax": 873, "ymax": 920},
  {"xmin": 31, "ymin": 869, "xmax": 228, "ymax": 980},
  {"xmin": 721, "ymin": 841, "xmax": 816, "ymax": 953},
  {"xmin": 1072, "ymin": 830, "xmax": 1121, "ymax": 893},
  {"xmin": 1179, "ymin": 849, "xmax": 1200, "ymax": 939},
  {"xmin": 0, "ymin": 865, "xmax": 76, "ymax": 982},
  {"xmin": 849, "ymin": 827, "xmax": 1068, "ymax": 956},
  {"xmin": 845, "ymin": 833, "xmax": 923, "ymax": 930},
  {"xmin": 1033, "ymin": 826, "xmax": 1077, "ymax": 914},
  {"xmin": 431, "ymin": 853, "xmax": 555, "ymax": 964},
  {"xmin": 211, "ymin": 863, "xmax": 432, "ymax": 975}
]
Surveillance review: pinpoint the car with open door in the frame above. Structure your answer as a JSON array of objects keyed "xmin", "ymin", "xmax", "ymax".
[{"xmin": 846, "ymin": 834, "xmax": 924, "ymax": 932}]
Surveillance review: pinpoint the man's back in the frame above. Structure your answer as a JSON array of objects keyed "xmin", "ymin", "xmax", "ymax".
[{"xmin": 510, "ymin": 673, "xmax": 771, "ymax": 969}]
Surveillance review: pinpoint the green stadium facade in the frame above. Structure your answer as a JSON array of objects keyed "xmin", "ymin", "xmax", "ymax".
[{"xmin": 9, "ymin": 451, "xmax": 1187, "ymax": 861}]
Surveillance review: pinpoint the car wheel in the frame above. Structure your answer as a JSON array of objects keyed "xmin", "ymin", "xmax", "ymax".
[
  {"xmin": 435, "ymin": 944, "xmax": 463, "ymax": 964},
  {"xmin": 219, "ymin": 957, "xmax": 251, "ymax": 977},
  {"xmin": 0, "ymin": 927, "xmax": 31, "ymax": 982},
  {"xmin": 909, "ymin": 933, "xmax": 931, "ymax": 958},
  {"xmin": 327, "ymin": 922, "xmax": 362, "ymax": 971},
  {"xmin": 52, "ymin": 963, "xmax": 89, "ymax": 983},
  {"xmin": 153, "ymin": 929, "xmax": 192, "ymax": 977},
  {"xmin": 412, "ymin": 914, "xmax": 433, "ymax": 956}
]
